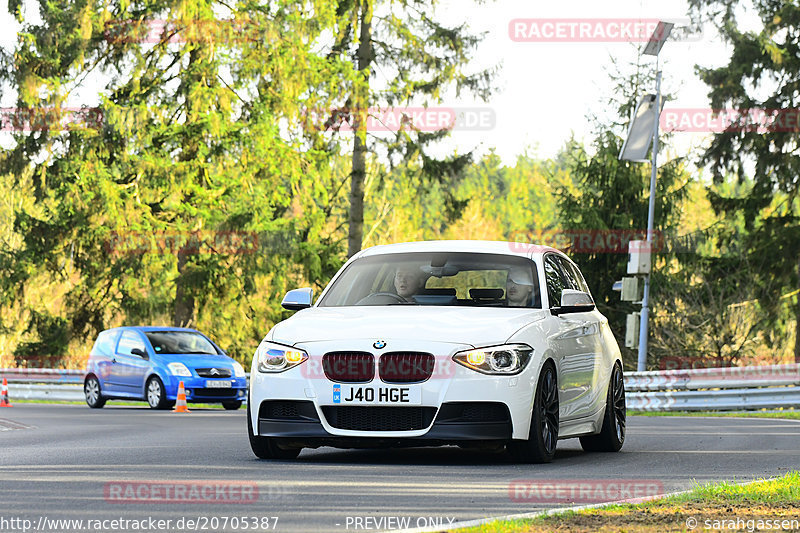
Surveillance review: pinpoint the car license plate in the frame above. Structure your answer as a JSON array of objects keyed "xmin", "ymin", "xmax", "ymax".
[
  {"xmin": 206, "ymin": 380, "xmax": 232, "ymax": 388},
  {"xmin": 333, "ymin": 385, "xmax": 421, "ymax": 405}
]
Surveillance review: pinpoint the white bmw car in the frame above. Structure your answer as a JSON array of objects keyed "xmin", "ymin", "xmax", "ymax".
[{"xmin": 248, "ymin": 240, "xmax": 625, "ymax": 463}]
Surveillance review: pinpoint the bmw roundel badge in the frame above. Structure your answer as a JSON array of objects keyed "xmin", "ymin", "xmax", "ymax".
[{"xmin": 373, "ymin": 340, "xmax": 386, "ymax": 349}]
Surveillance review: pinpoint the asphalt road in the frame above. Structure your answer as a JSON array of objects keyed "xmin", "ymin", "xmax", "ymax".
[{"xmin": 2, "ymin": 405, "xmax": 800, "ymax": 533}]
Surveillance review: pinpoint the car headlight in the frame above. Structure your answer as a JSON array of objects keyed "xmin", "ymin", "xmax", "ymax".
[
  {"xmin": 167, "ymin": 362, "xmax": 192, "ymax": 377},
  {"xmin": 232, "ymin": 361, "xmax": 246, "ymax": 378},
  {"xmin": 453, "ymin": 344, "xmax": 533, "ymax": 375},
  {"xmin": 255, "ymin": 341, "xmax": 308, "ymax": 373}
]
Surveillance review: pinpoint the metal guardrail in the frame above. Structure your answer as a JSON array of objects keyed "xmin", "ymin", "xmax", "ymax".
[
  {"xmin": 0, "ymin": 369, "xmax": 81, "ymax": 402},
  {"xmin": 0, "ymin": 368, "xmax": 251, "ymax": 403},
  {"xmin": 9, "ymin": 383, "xmax": 85, "ymax": 401},
  {"xmin": 1, "ymin": 368, "xmax": 83, "ymax": 383},
  {"xmin": 2, "ymin": 365, "xmax": 800, "ymax": 411},
  {"xmin": 625, "ymin": 364, "xmax": 800, "ymax": 411},
  {"xmin": 0, "ymin": 369, "xmax": 84, "ymax": 401}
]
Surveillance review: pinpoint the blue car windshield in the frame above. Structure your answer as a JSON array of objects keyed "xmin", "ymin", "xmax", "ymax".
[{"xmin": 144, "ymin": 331, "xmax": 219, "ymax": 355}]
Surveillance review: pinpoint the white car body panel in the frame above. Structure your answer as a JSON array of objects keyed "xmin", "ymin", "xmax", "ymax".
[{"xmin": 269, "ymin": 306, "xmax": 546, "ymax": 347}]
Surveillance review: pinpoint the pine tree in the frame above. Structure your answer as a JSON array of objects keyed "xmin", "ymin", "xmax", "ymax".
[
  {"xmin": 0, "ymin": 1, "xmax": 348, "ymax": 361},
  {"xmin": 688, "ymin": 0, "xmax": 800, "ymax": 361}
]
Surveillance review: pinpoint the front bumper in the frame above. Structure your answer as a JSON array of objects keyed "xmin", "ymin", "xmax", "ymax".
[
  {"xmin": 164, "ymin": 375, "xmax": 247, "ymax": 402},
  {"xmin": 257, "ymin": 400, "xmax": 512, "ymax": 447},
  {"xmin": 250, "ymin": 339, "xmax": 543, "ymax": 442}
]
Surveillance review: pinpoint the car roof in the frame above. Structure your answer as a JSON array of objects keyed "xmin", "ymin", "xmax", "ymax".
[
  {"xmin": 356, "ymin": 240, "xmax": 562, "ymax": 258},
  {"xmin": 102, "ymin": 326, "xmax": 202, "ymax": 333}
]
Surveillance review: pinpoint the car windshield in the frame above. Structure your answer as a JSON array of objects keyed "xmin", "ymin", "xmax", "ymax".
[
  {"xmin": 144, "ymin": 331, "xmax": 219, "ymax": 355},
  {"xmin": 318, "ymin": 252, "xmax": 541, "ymax": 308}
]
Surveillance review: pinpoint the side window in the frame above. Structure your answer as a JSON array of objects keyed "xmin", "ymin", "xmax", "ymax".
[
  {"xmin": 555, "ymin": 257, "xmax": 579, "ymax": 291},
  {"xmin": 559, "ymin": 257, "xmax": 592, "ymax": 296},
  {"xmin": 116, "ymin": 330, "xmax": 146, "ymax": 356},
  {"xmin": 91, "ymin": 331, "xmax": 118, "ymax": 357},
  {"xmin": 544, "ymin": 255, "xmax": 569, "ymax": 308}
]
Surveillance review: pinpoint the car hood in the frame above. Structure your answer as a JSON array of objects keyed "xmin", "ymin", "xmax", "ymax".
[
  {"xmin": 269, "ymin": 306, "xmax": 548, "ymax": 347},
  {"xmin": 155, "ymin": 353, "xmax": 233, "ymax": 367}
]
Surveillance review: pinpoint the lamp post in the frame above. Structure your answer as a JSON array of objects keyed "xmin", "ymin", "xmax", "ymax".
[{"xmin": 619, "ymin": 21, "xmax": 673, "ymax": 371}]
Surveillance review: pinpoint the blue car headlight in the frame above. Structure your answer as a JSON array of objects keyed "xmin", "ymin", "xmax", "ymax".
[
  {"xmin": 255, "ymin": 341, "xmax": 308, "ymax": 373},
  {"xmin": 232, "ymin": 361, "xmax": 246, "ymax": 378},
  {"xmin": 167, "ymin": 362, "xmax": 192, "ymax": 377}
]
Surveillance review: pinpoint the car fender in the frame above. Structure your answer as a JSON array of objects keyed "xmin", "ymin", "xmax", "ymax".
[
  {"xmin": 597, "ymin": 319, "xmax": 623, "ymax": 403},
  {"xmin": 140, "ymin": 370, "xmax": 172, "ymax": 399},
  {"xmin": 85, "ymin": 356, "xmax": 113, "ymax": 387}
]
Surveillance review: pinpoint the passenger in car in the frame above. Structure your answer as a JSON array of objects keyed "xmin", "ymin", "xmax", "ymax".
[
  {"xmin": 506, "ymin": 267, "xmax": 534, "ymax": 307},
  {"xmin": 394, "ymin": 267, "xmax": 427, "ymax": 302}
]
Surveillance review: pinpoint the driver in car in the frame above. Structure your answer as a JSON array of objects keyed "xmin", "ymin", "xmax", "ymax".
[
  {"xmin": 394, "ymin": 267, "xmax": 427, "ymax": 302},
  {"xmin": 506, "ymin": 267, "xmax": 534, "ymax": 307}
]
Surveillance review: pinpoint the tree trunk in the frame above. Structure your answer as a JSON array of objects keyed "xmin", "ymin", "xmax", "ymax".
[
  {"xmin": 173, "ymin": 47, "xmax": 201, "ymax": 326},
  {"xmin": 347, "ymin": 0, "xmax": 373, "ymax": 258}
]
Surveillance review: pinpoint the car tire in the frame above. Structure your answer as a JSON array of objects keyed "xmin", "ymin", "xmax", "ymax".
[
  {"xmin": 580, "ymin": 363, "xmax": 625, "ymax": 453},
  {"xmin": 508, "ymin": 361, "xmax": 559, "ymax": 464},
  {"xmin": 145, "ymin": 376, "xmax": 170, "ymax": 410},
  {"xmin": 222, "ymin": 400, "xmax": 242, "ymax": 410},
  {"xmin": 247, "ymin": 402, "xmax": 301, "ymax": 459},
  {"xmin": 84, "ymin": 376, "xmax": 106, "ymax": 408}
]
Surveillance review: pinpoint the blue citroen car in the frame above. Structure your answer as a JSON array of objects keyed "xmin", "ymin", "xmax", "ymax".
[{"xmin": 83, "ymin": 326, "xmax": 247, "ymax": 410}]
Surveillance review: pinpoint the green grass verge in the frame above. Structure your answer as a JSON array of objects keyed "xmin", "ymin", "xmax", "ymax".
[
  {"xmin": 628, "ymin": 410, "xmax": 800, "ymax": 420},
  {"xmin": 451, "ymin": 472, "xmax": 800, "ymax": 533},
  {"xmin": 663, "ymin": 471, "xmax": 800, "ymax": 504}
]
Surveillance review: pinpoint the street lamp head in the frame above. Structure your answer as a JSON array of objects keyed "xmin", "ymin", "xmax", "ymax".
[{"xmin": 643, "ymin": 21, "xmax": 674, "ymax": 56}]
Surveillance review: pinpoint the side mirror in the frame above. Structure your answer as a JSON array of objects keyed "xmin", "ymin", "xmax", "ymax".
[
  {"xmin": 131, "ymin": 348, "xmax": 148, "ymax": 359},
  {"xmin": 282, "ymin": 288, "xmax": 314, "ymax": 311},
  {"xmin": 552, "ymin": 289, "xmax": 595, "ymax": 315}
]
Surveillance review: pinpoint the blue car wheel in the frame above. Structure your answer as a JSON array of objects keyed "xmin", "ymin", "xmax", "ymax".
[
  {"xmin": 145, "ymin": 376, "xmax": 173, "ymax": 410},
  {"xmin": 84, "ymin": 376, "xmax": 106, "ymax": 409},
  {"xmin": 222, "ymin": 400, "xmax": 242, "ymax": 410}
]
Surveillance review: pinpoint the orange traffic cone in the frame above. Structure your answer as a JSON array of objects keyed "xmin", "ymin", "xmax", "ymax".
[
  {"xmin": 173, "ymin": 381, "xmax": 189, "ymax": 413},
  {"xmin": 0, "ymin": 377, "xmax": 12, "ymax": 407}
]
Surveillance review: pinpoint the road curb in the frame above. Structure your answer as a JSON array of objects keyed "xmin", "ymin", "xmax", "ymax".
[{"xmin": 390, "ymin": 477, "xmax": 774, "ymax": 533}]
